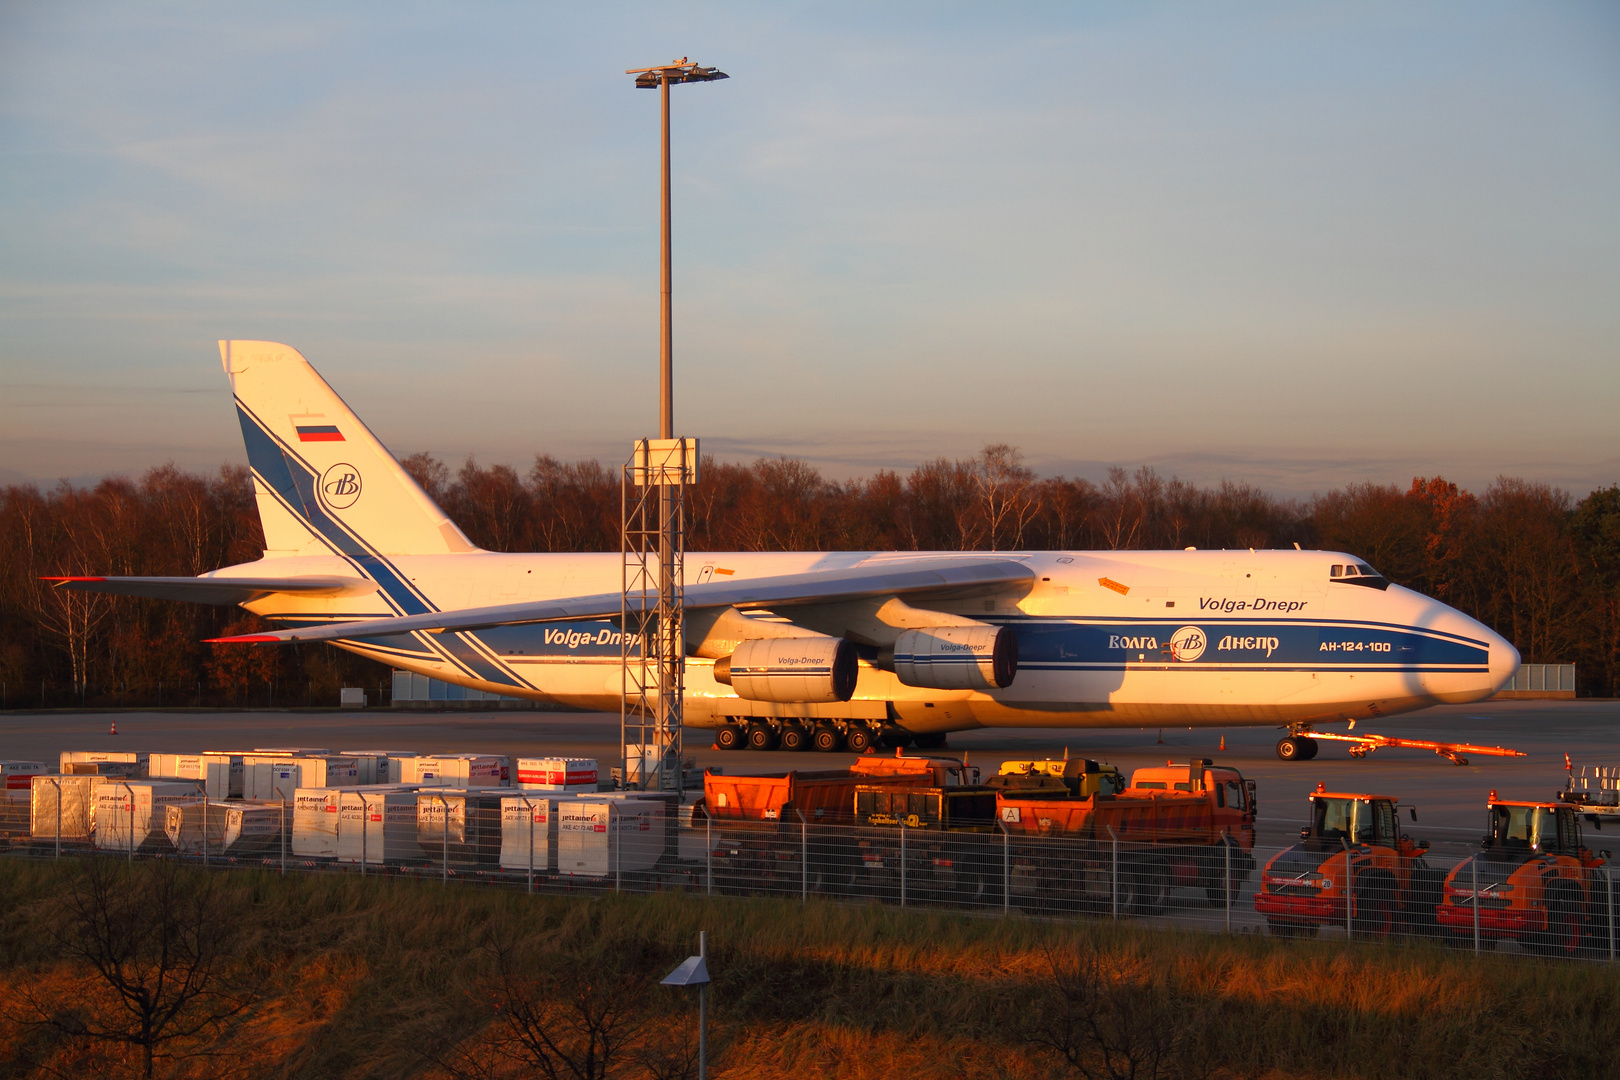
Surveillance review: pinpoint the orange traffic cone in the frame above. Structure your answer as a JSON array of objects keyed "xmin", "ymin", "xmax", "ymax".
[
  {"xmin": 109, "ymin": 717, "xmax": 118, "ymax": 736},
  {"xmin": 1219, "ymin": 735, "xmax": 1225, "ymax": 751}
]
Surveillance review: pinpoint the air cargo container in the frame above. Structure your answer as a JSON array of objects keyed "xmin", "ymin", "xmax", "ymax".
[
  {"xmin": 62, "ymin": 760, "xmax": 144, "ymax": 778},
  {"xmin": 338, "ymin": 750, "xmax": 418, "ymax": 785},
  {"xmin": 290, "ymin": 785, "xmax": 412, "ymax": 858},
  {"xmin": 60, "ymin": 751, "xmax": 148, "ymax": 776},
  {"xmin": 416, "ymin": 789, "xmax": 507, "ymax": 865},
  {"xmin": 164, "ymin": 800, "xmax": 282, "ymax": 855},
  {"xmin": 147, "ymin": 754, "xmax": 244, "ymax": 799},
  {"xmin": 500, "ymin": 795, "xmax": 555, "ymax": 872},
  {"xmin": 31, "ymin": 775, "xmax": 100, "ymax": 841},
  {"xmin": 249, "ymin": 746, "xmax": 335, "ymax": 756},
  {"xmin": 555, "ymin": 799, "xmax": 663, "ymax": 877},
  {"xmin": 1, "ymin": 789, "xmax": 29, "ymax": 838},
  {"xmin": 92, "ymin": 780, "xmax": 203, "ymax": 852},
  {"xmin": 335, "ymin": 789, "xmax": 420, "ymax": 864},
  {"xmin": 244, "ymin": 756, "xmax": 359, "ymax": 802},
  {"xmin": 1, "ymin": 761, "xmax": 47, "ymax": 790},
  {"xmin": 515, "ymin": 758, "xmax": 599, "ymax": 793},
  {"xmin": 399, "ymin": 755, "xmax": 504, "ymax": 788}
]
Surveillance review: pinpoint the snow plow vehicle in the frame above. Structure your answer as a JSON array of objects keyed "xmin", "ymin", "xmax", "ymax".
[
  {"xmin": 1255, "ymin": 782, "xmax": 1443, "ymax": 938},
  {"xmin": 1436, "ymin": 792, "xmax": 1612, "ymax": 956}
]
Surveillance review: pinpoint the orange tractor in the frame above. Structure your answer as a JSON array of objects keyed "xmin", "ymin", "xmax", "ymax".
[
  {"xmin": 1436, "ymin": 792, "xmax": 1612, "ymax": 956},
  {"xmin": 1254, "ymin": 783, "xmax": 1443, "ymax": 938}
]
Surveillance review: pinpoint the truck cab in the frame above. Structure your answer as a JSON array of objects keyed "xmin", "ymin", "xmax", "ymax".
[
  {"xmin": 1437, "ymin": 793, "xmax": 1609, "ymax": 956},
  {"xmin": 1126, "ymin": 759, "xmax": 1257, "ymax": 848},
  {"xmin": 1255, "ymin": 783, "xmax": 1439, "ymax": 938}
]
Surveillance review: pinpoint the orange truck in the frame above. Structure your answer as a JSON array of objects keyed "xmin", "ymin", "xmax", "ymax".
[
  {"xmin": 1254, "ymin": 783, "xmax": 1442, "ymax": 938},
  {"xmin": 699, "ymin": 752, "xmax": 980, "ymax": 892},
  {"xmin": 993, "ymin": 758, "xmax": 1257, "ymax": 914},
  {"xmin": 1436, "ymin": 792, "xmax": 1612, "ymax": 956}
]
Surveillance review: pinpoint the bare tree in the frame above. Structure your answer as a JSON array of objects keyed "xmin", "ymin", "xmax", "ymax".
[
  {"xmin": 16, "ymin": 859, "xmax": 259, "ymax": 1079},
  {"xmin": 976, "ymin": 444, "xmax": 1039, "ymax": 551},
  {"xmin": 1025, "ymin": 943, "xmax": 1210, "ymax": 1080}
]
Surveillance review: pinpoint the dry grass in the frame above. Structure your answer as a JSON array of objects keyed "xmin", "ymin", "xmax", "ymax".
[{"xmin": 0, "ymin": 860, "xmax": 1614, "ymax": 1079}]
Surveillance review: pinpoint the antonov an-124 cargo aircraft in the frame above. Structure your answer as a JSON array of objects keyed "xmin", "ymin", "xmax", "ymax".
[{"xmin": 49, "ymin": 341, "xmax": 1519, "ymax": 760}]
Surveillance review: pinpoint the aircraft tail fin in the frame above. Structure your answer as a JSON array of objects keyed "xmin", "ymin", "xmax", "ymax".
[{"xmin": 221, "ymin": 340, "xmax": 478, "ymax": 558}]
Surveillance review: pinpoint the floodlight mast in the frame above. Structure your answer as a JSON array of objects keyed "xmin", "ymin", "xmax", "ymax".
[
  {"xmin": 626, "ymin": 58, "xmax": 729, "ymax": 439},
  {"xmin": 621, "ymin": 59, "xmax": 726, "ymax": 793}
]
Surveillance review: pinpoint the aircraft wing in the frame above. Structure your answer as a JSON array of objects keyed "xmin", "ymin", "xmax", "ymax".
[
  {"xmin": 42, "ymin": 575, "xmax": 373, "ymax": 605},
  {"xmin": 207, "ymin": 556, "xmax": 1035, "ymax": 644}
]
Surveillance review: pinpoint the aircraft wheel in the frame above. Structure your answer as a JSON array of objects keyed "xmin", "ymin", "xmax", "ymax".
[
  {"xmin": 811, "ymin": 724, "xmax": 844, "ymax": 752},
  {"xmin": 746, "ymin": 723, "xmax": 780, "ymax": 751},
  {"xmin": 1275, "ymin": 736, "xmax": 1305, "ymax": 761},
  {"xmin": 779, "ymin": 723, "xmax": 810, "ymax": 752},
  {"xmin": 912, "ymin": 733, "xmax": 949, "ymax": 749},
  {"xmin": 1299, "ymin": 737, "xmax": 1320, "ymax": 760},
  {"xmin": 879, "ymin": 729, "xmax": 914, "ymax": 749},
  {"xmin": 713, "ymin": 724, "xmax": 744, "ymax": 751},
  {"xmin": 845, "ymin": 726, "xmax": 874, "ymax": 753}
]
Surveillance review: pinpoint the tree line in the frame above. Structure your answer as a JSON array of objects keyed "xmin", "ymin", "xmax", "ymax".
[{"xmin": 3, "ymin": 445, "xmax": 1617, "ymax": 707}]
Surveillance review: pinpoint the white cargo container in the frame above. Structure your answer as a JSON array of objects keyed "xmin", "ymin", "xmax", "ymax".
[
  {"xmin": 554, "ymin": 798, "xmax": 663, "ymax": 877},
  {"xmin": 293, "ymin": 785, "xmax": 418, "ymax": 858},
  {"xmin": 163, "ymin": 800, "xmax": 282, "ymax": 855},
  {"xmin": 499, "ymin": 795, "xmax": 555, "ymax": 872},
  {"xmin": 1, "ymin": 761, "xmax": 47, "ymax": 790},
  {"xmin": 335, "ymin": 789, "xmax": 420, "ymax": 864},
  {"xmin": 399, "ymin": 755, "xmax": 504, "ymax": 788},
  {"xmin": 243, "ymin": 756, "xmax": 359, "ymax": 802},
  {"xmin": 147, "ymin": 754, "xmax": 243, "ymax": 799},
  {"xmin": 31, "ymin": 775, "xmax": 100, "ymax": 841},
  {"xmin": 338, "ymin": 750, "xmax": 418, "ymax": 785},
  {"xmin": 92, "ymin": 780, "xmax": 202, "ymax": 851},
  {"xmin": 515, "ymin": 758, "xmax": 599, "ymax": 793},
  {"xmin": 416, "ymin": 789, "xmax": 506, "ymax": 864},
  {"xmin": 248, "ymin": 746, "xmax": 336, "ymax": 756},
  {"xmin": 60, "ymin": 750, "xmax": 148, "ymax": 776}
]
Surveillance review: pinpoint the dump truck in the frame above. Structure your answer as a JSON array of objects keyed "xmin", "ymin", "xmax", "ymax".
[
  {"xmin": 1254, "ymin": 782, "xmax": 1442, "ymax": 938},
  {"xmin": 700, "ymin": 751, "xmax": 982, "ymax": 893},
  {"xmin": 1436, "ymin": 791, "xmax": 1611, "ymax": 956},
  {"xmin": 995, "ymin": 758, "xmax": 1258, "ymax": 913}
]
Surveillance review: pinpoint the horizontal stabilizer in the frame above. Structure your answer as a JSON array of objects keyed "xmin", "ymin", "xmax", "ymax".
[
  {"xmin": 42, "ymin": 575, "xmax": 373, "ymax": 606},
  {"xmin": 206, "ymin": 556, "xmax": 1035, "ymax": 644}
]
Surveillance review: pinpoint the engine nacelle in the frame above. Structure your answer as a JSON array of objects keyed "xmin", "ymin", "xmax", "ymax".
[
  {"xmin": 893, "ymin": 625, "xmax": 1017, "ymax": 690},
  {"xmin": 712, "ymin": 636, "xmax": 858, "ymax": 703}
]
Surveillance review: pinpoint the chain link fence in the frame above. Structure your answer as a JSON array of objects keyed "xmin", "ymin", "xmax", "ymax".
[{"xmin": 4, "ymin": 791, "xmax": 1616, "ymax": 964}]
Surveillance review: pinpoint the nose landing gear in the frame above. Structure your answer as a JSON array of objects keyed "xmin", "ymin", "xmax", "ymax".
[{"xmin": 1276, "ymin": 735, "xmax": 1320, "ymax": 761}]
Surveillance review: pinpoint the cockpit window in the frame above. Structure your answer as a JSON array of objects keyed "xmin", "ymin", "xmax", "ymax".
[
  {"xmin": 1356, "ymin": 564, "xmax": 1376, "ymax": 576},
  {"xmin": 1330, "ymin": 562, "xmax": 1388, "ymax": 587},
  {"xmin": 1331, "ymin": 564, "xmax": 1345, "ymax": 577}
]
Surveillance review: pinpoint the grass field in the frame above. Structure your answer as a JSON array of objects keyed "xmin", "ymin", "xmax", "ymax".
[{"xmin": 0, "ymin": 859, "xmax": 1614, "ymax": 1079}]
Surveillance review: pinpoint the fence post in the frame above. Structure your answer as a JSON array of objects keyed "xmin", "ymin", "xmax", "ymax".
[
  {"xmin": 280, "ymin": 796, "xmax": 287, "ymax": 877},
  {"xmin": 1607, "ymin": 867, "xmax": 1614, "ymax": 963},
  {"xmin": 122, "ymin": 781, "xmax": 135, "ymax": 863},
  {"xmin": 796, "ymin": 809, "xmax": 807, "ymax": 902},
  {"xmin": 1000, "ymin": 820, "xmax": 1010, "ymax": 916},
  {"xmin": 521, "ymin": 795, "xmax": 535, "ymax": 895},
  {"xmin": 1224, "ymin": 829, "xmax": 1232, "ymax": 934},
  {"xmin": 436, "ymin": 794, "xmax": 449, "ymax": 885},
  {"xmin": 1343, "ymin": 838, "xmax": 1352, "ymax": 941},
  {"xmin": 47, "ymin": 777, "xmax": 61, "ymax": 861},
  {"xmin": 1107, "ymin": 825, "xmax": 1118, "ymax": 920},
  {"xmin": 202, "ymin": 793, "xmax": 209, "ymax": 869},
  {"xmin": 1472, "ymin": 856, "xmax": 1480, "ymax": 955},
  {"xmin": 900, "ymin": 821, "xmax": 907, "ymax": 910},
  {"xmin": 706, "ymin": 813, "xmax": 713, "ymax": 896},
  {"xmin": 360, "ymin": 793, "xmax": 368, "ymax": 878}
]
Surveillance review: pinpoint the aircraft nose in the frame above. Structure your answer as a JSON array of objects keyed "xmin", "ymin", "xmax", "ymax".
[{"xmin": 1487, "ymin": 628, "xmax": 1521, "ymax": 695}]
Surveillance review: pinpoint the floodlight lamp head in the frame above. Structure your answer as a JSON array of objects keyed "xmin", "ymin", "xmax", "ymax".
[{"xmin": 628, "ymin": 58, "xmax": 728, "ymax": 88}]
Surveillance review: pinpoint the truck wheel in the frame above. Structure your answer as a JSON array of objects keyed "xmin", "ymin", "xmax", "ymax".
[
  {"xmin": 1352, "ymin": 872, "xmax": 1396, "ymax": 939},
  {"xmin": 746, "ymin": 723, "xmax": 780, "ymax": 751},
  {"xmin": 845, "ymin": 726, "xmax": 873, "ymax": 753},
  {"xmin": 1402, "ymin": 866, "xmax": 1445, "ymax": 936},
  {"xmin": 1275, "ymin": 737, "xmax": 1304, "ymax": 761},
  {"xmin": 811, "ymin": 724, "xmax": 844, "ymax": 752},
  {"xmin": 713, "ymin": 724, "xmax": 743, "ymax": 751},
  {"xmin": 1128, "ymin": 862, "xmax": 1170, "ymax": 916},
  {"xmin": 1525, "ymin": 884, "xmax": 1583, "ymax": 956},
  {"xmin": 780, "ymin": 723, "xmax": 809, "ymax": 752}
]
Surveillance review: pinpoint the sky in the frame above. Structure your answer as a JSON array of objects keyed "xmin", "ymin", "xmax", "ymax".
[{"xmin": 1, "ymin": 2, "xmax": 1617, "ymax": 498}]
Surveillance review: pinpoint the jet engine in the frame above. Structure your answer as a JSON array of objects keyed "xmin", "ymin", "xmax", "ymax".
[
  {"xmin": 892, "ymin": 625, "xmax": 1017, "ymax": 690},
  {"xmin": 712, "ymin": 636, "xmax": 858, "ymax": 703}
]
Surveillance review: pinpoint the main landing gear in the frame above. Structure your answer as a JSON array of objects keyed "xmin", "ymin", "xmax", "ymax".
[{"xmin": 1276, "ymin": 732, "xmax": 1320, "ymax": 761}]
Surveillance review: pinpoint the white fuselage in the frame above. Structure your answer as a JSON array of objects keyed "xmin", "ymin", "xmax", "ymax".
[{"xmin": 224, "ymin": 547, "xmax": 1518, "ymax": 734}]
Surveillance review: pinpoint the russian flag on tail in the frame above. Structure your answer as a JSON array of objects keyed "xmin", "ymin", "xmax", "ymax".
[{"xmin": 295, "ymin": 425, "xmax": 344, "ymax": 442}]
